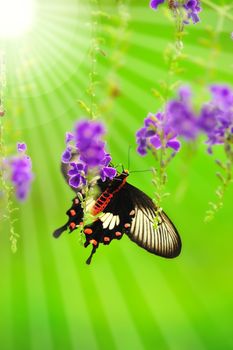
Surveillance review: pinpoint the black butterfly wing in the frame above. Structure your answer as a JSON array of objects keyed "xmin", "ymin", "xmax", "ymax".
[
  {"xmin": 83, "ymin": 182, "xmax": 135, "ymax": 263},
  {"xmin": 126, "ymin": 183, "xmax": 181, "ymax": 258},
  {"xmin": 53, "ymin": 196, "xmax": 84, "ymax": 238}
]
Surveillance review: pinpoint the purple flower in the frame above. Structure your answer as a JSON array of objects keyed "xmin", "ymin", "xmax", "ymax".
[
  {"xmin": 65, "ymin": 132, "xmax": 74, "ymax": 144},
  {"xmin": 74, "ymin": 119, "xmax": 105, "ymax": 151},
  {"xmin": 198, "ymin": 84, "xmax": 233, "ymax": 151},
  {"xmin": 136, "ymin": 112, "xmax": 181, "ymax": 156},
  {"xmin": 150, "ymin": 134, "xmax": 180, "ymax": 152},
  {"xmin": 79, "ymin": 141, "xmax": 106, "ymax": 167},
  {"xmin": 99, "ymin": 154, "xmax": 117, "ymax": 182},
  {"xmin": 17, "ymin": 143, "xmax": 27, "ymax": 153},
  {"xmin": 198, "ymin": 105, "xmax": 219, "ymax": 134},
  {"xmin": 74, "ymin": 120, "xmax": 106, "ymax": 168},
  {"xmin": 150, "ymin": 0, "xmax": 165, "ymax": 10},
  {"xmin": 166, "ymin": 138, "xmax": 181, "ymax": 151},
  {"xmin": 166, "ymin": 86, "xmax": 199, "ymax": 140},
  {"xmin": 183, "ymin": 0, "xmax": 201, "ymax": 24},
  {"xmin": 68, "ymin": 162, "xmax": 87, "ymax": 188},
  {"xmin": 210, "ymin": 85, "xmax": 233, "ymax": 109},
  {"xmin": 62, "ymin": 119, "xmax": 117, "ymax": 185},
  {"xmin": 179, "ymin": 85, "xmax": 192, "ymax": 102},
  {"xmin": 9, "ymin": 147, "xmax": 33, "ymax": 201},
  {"xmin": 61, "ymin": 147, "xmax": 72, "ymax": 163},
  {"xmin": 136, "ymin": 128, "xmax": 148, "ymax": 156}
]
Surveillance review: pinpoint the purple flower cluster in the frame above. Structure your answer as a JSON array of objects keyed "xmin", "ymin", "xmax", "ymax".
[
  {"xmin": 136, "ymin": 112, "xmax": 181, "ymax": 156},
  {"xmin": 199, "ymin": 85, "xmax": 233, "ymax": 152},
  {"xmin": 9, "ymin": 143, "xmax": 33, "ymax": 201},
  {"xmin": 183, "ymin": 0, "xmax": 201, "ymax": 24},
  {"xmin": 68, "ymin": 162, "xmax": 87, "ymax": 189},
  {"xmin": 150, "ymin": 0, "xmax": 201, "ymax": 24},
  {"xmin": 166, "ymin": 85, "xmax": 198, "ymax": 140},
  {"xmin": 137, "ymin": 84, "xmax": 233, "ymax": 157},
  {"xmin": 62, "ymin": 119, "xmax": 117, "ymax": 188}
]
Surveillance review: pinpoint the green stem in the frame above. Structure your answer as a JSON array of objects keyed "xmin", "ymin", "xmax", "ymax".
[{"xmin": 0, "ymin": 51, "xmax": 19, "ymax": 251}]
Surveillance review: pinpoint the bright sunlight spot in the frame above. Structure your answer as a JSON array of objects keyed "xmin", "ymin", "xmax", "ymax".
[{"xmin": 0, "ymin": 0, "xmax": 35, "ymax": 38}]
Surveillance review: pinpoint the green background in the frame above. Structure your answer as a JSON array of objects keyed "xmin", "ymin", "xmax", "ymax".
[{"xmin": 1, "ymin": 1, "xmax": 233, "ymax": 349}]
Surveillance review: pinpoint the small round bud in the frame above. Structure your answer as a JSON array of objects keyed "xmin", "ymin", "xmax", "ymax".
[{"xmin": 0, "ymin": 108, "xmax": 5, "ymax": 117}]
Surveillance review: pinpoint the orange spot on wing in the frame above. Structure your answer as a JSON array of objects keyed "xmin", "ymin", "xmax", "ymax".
[
  {"xmin": 104, "ymin": 237, "xmax": 110, "ymax": 242},
  {"xmin": 84, "ymin": 228, "xmax": 93, "ymax": 235},
  {"xmin": 115, "ymin": 231, "xmax": 122, "ymax": 237},
  {"xmin": 124, "ymin": 223, "xmax": 131, "ymax": 229},
  {"xmin": 90, "ymin": 239, "xmax": 98, "ymax": 246},
  {"xmin": 69, "ymin": 222, "xmax": 76, "ymax": 230},
  {"xmin": 70, "ymin": 210, "xmax": 76, "ymax": 216}
]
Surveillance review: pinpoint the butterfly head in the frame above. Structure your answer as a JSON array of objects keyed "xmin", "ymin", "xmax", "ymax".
[
  {"xmin": 123, "ymin": 169, "xmax": 129, "ymax": 176},
  {"xmin": 112, "ymin": 168, "xmax": 129, "ymax": 183}
]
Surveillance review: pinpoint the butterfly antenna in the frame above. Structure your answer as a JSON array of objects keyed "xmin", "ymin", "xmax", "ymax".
[
  {"xmin": 114, "ymin": 163, "xmax": 121, "ymax": 169},
  {"xmin": 130, "ymin": 169, "xmax": 153, "ymax": 174},
  {"xmin": 127, "ymin": 145, "xmax": 132, "ymax": 172}
]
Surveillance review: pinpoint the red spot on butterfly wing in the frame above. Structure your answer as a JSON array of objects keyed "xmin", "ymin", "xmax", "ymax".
[
  {"xmin": 124, "ymin": 223, "xmax": 131, "ymax": 229},
  {"xmin": 84, "ymin": 228, "xmax": 93, "ymax": 235},
  {"xmin": 90, "ymin": 239, "xmax": 98, "ymax": 246},
  {"xmin": 115, "ymin": 231, "xmax": 122, "ymax": 237},
  {"xmin": 69, "ymin": 222, "xmax": 76, "ymax": 230}
]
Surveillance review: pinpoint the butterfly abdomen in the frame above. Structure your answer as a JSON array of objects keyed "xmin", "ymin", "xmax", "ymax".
[{"xmin": 92, "ymin": 190, "xmax": 113, "ymax": 215}]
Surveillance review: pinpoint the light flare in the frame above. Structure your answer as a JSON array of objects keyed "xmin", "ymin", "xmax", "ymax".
[{"xmin": 0, "ymin": 0, "xmax": 35, "ymax": 38}]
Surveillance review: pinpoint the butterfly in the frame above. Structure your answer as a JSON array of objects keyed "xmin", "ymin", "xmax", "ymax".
[{"xmin": 53, "ymin": 160, "xmax": 182, "ymax": 264}]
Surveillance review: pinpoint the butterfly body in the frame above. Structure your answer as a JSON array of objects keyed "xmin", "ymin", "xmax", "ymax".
[
  {"xmin": 53, "ymin": 171, "xmax": 181, "ymax": 264},
  {"xmin": 92, "ymin": 171, "xmax": 128, "ymax": 215}
]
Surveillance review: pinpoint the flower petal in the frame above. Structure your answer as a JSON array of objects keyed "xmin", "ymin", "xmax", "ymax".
[
  {"xmin": 61, "ymin": 148, "xmax": 72, "ymax": 163},
  {"xmin": 150, "ymin": 135, "xmax": 162, "ymax": 149},
  {"xmin": 137, "ymin": 146, "xmax": 147, "ymax": 156},
  {"xmin": 150, "ymin": 0, "xmax": 165, "ymax": 10},
  {"xmin": 65, "ymin": 132, "xmax": 74, "ymax": 144},
  {"xmin": 17, "ymin": 143, "xmax": 27, "ymax": 153},
  {"xmin": 102, "ymin": 167, "xmax": 117, "ymax": 181},
  {"xmin": 101, "ymin": 154, "xmax": 112, "ymax": 167},
  {"xmin": 167, "ymin": 138, "xmax": 181, "ymax": 152},
  {"xmin": 69, "ymin": 174, "xmax": 81, "ymax": 188}
]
